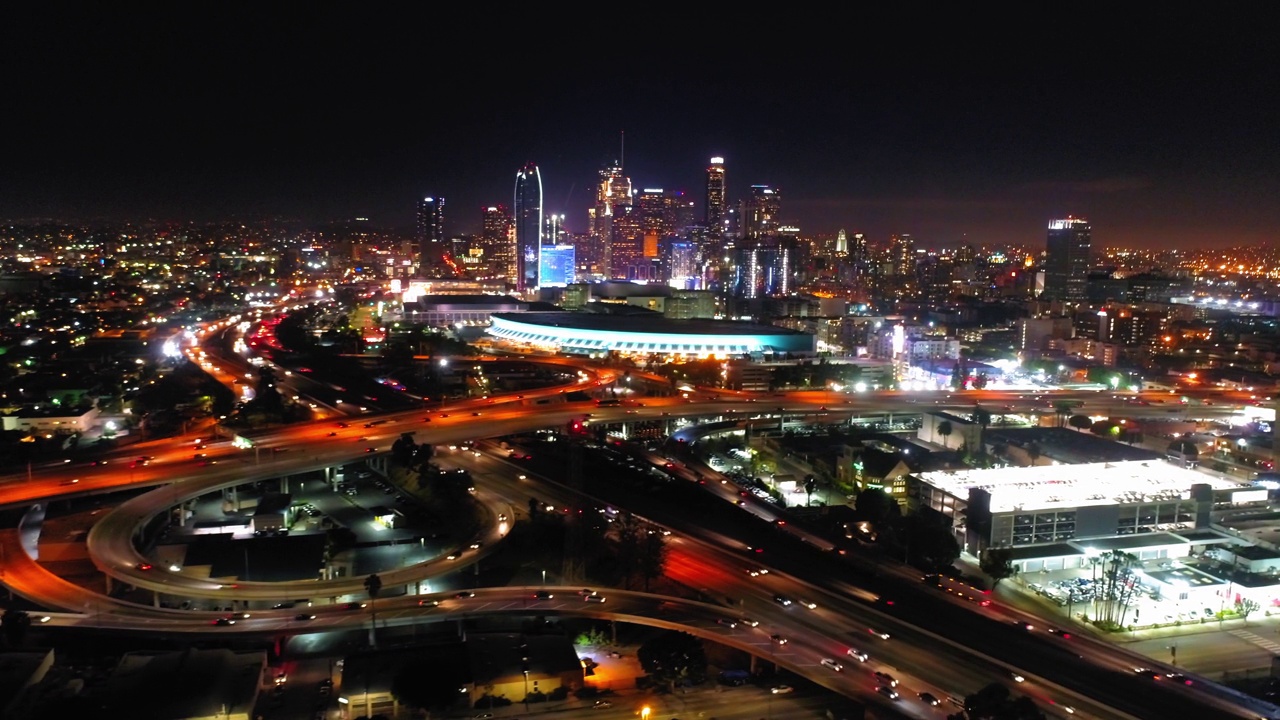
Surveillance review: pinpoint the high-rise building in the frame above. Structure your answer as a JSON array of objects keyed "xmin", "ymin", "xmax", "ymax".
[
  {"xmin": 637, "ymin": 188, "xmax": 678, "ymax": 241},
  {"xmin": 538, "ymin": 244, "xmax": 576, "ymax": 287},
  {"xmin": 416, "ymin": 196, "xmax": 445, "ymax": 275},
  {"xmin": 705, "ymin": 157, "xmax": 726, "ymax": 236},
  {"xmin": 513, "ymin": 163, "xmax": 543, "ymax": 292},
  {"xmin": 609, "ymin": 205, "xmax": 645, "ymax": 280},
  {"xmin": 479, "ymin": 205, "xmax": 514, "ymax": 282},
  {"xmin": 740, "ymin": 185, "xmax": 781, "ymax": 240},
  {"xmin": 1044, "ymin": 217, "xmax": 1092, "ymax": 302},
  {"xmin": 593, "ymin": 161, "xmax": 632, "ymax": 276},
  {"xmin": 733, "ymin": 237, "xmax": 793, "ymax": 298},
  {"xmin": 665, "ymin": 240, "xmax": 700, "ymax": 290}
]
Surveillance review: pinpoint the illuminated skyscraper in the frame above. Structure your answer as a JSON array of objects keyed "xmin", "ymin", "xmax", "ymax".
[
  {"xmin": 740, "ymin": 185, "xmax": 781, "ymax": 240},
  {"xmin": 705, "ymin": 157, "xmax": 726, "ymax": 236},
  {"xmin": 538, "ymin": 244, "xmax": 576, "ymax": 287},
  {"xmin": 513, "ymin": 163, "xmax": 543, "ymax": 292},
  {"xmin": 1044, "ymin": 217, "xmax": 1092, "ymax": 302},
  {"xmin": 593, "ymin": 161, "xmax": 632, "ymax": 276},
  {"xmin": 480, "ymin": 205, "xmax": 514, "ymax": 282},
  {"xmin": 416, "ymin": 196, "xmax": 445, "ymax": 275}
]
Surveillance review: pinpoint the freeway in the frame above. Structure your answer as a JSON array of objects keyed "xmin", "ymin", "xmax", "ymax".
[{"xmin": 2, "ymin": 386, "xmax": 1275, "ymax": 719}]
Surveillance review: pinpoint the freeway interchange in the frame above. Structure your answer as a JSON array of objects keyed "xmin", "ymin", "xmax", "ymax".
[{"xmin": 1, "ymin": 381, "xmax": 1276, "ymax": 720}]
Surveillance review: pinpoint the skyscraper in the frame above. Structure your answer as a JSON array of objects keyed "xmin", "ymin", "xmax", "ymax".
[
  {"xmin": 705, "ymin": 157, "xmax": 726, "ymax": 236},
  {"xmin": 593, "ymin": 161, "xmax": 632, "ymax": 278},
  {"xmin": 538, "ymin": 244, "xmax": 576, "ymax": 287},
  {"xmin": 513, "ymin": 163, "xmax": 543, "ymax": 292},
  {"xmin": 1044, "ymin": 217, "xmax": 1092, "ymax": 302},
  {"xmin": 480, "ymin": 205, "xmax": 514, "ymax": 282},
  {"xmin": 740, "ymin": 185, "xmax": 781, "ymax": 240},
  {"xmin": 416, "ymin": 196, "xmax": 445, "ymax": 275}
]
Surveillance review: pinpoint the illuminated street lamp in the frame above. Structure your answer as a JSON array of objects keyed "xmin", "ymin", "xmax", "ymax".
[{"xmin": 641, "ymin": 707, "xmax": 651, "ymax": 720}]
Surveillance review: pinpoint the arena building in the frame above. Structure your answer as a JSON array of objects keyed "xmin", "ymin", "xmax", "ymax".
[{"xmin": 486, "ymin": 311, "xmax": 816, "ymax": 359}]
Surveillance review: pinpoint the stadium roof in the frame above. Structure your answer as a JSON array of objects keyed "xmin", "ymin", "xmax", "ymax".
[{"xmin": 491, "ymin": 311, "xmax": 810, "ymax": 337}]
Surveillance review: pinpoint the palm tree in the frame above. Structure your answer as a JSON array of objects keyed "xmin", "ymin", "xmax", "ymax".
[
  {"xmin": 364, "ymin": 573, "xmax": 382, "ymax": 647},
  {"xmin": 937, "ymin": 421, "xmax": 953, "ymax": 449},
  {"xmin": 1053, "ymin": 401, "xmax": 1075, "ymax": 428},
  {"xmin": 1098, "ymin": 550, "xmax": 1139, "ymax": 627}
]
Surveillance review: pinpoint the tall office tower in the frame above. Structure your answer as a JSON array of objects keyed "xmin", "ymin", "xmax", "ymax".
[
  {"xmin": 740, "ymin": 185, "xmax": 782, "ymax": 240},
  {"xmin": 665, "ymin": 240, "xmax": 700, "ymax": 289},
  {"xmin": 416, "ymin": 196, "xmax": 445, "ymax": 275},
  {"xmin": 513, "ymin": 163, "xmax": 543, "ymax": 292},
  {"xmin": 638, "ymin": 188, "xmax": 678, "ymax": 240},
  {"xmin": 851, "ymin": 232, "xmax": 868, "ymax": 264},
  {"xmin": 480, "ymin": 205, "xmax": 515, "ymax": 282},
  {"xmin": 637, "ymin": 188, "xmax": 677, "ymax": 254},
  {"xmin": 733, "ymin": 237, "xmax": 792, "ymax": 298},
  {"xmin": 538, "ymin": 244, "xmax": 576, "ymax": 287},
  {"xmin": 1044, "ymin": 217, "xmax": 1092, "ymax": 302},
  {"xmin": 593, "ymin": 161, "xmax": 632, "ymax": 275},
  {"xmin": 889, "ymin": 233, "xmax": 915, "ymax": 276},
  {"xmin": 834, "ymin": 229, "xmax": 848, "ymax": 255},
  {"xmin": 705, "ymin": 157, "xmax": 727, "ymax": 237},
  {"xmin": 609, "ymin": 205, "xmax": 645, "ymax": 280}
]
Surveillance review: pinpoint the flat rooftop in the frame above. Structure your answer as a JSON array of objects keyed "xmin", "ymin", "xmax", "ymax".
[{"xmin": 917, "ymin": 460, "xmax": 1243, "ymax": 513}]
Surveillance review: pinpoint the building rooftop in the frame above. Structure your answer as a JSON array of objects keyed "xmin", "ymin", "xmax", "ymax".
[
  {"xmin": 985, "ymin": 426, "xmax": 1164, "ymax": 465},
  {"xmin": 96, "ymin": 648, "xmax": 265, "ymax": 720},
  {"xmin": 917, "ymin": 460, "xmax": 1243, "ymax": 513}
]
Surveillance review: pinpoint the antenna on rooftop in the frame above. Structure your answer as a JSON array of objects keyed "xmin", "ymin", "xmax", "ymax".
[{"xmin": 620, "ymin": 130, "xmax": 625, "ymax": 171}]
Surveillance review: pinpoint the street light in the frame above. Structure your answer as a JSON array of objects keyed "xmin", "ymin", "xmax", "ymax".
[{"xmin": 640, "ymin": 707, "xmax": 650, "ymax": 720}]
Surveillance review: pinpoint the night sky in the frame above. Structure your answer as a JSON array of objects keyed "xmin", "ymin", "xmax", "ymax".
[{"xmin": 5, "ymin": 8, "xmax": 1279, "ymax": 250}]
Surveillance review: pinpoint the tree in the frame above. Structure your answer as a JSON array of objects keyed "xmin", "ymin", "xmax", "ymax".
[
  {"xmin": 1067, "ymin": 414, "xmax": 1092, "ymax": 431},
  {"xmin": 1, "ymin": 608, "xmax": 31, "ymax": 647},
  {"xmin": 803, "ymin": 474, "xmax": 816, "ymax": 506},
  {"xmin": 854, "ymin": 487, "xmax": 900, "ymax": 526},
  {"xmin": 980, "ymin": 547, "xmax": 1016, "ymax": 590},
  {"xmin": 364, "ymin": 573, "xmax": 383, "ymax": 647},
  {"xmin": 636, "ymin": 630, "xmax": 708, "ymax": 692},
  {"xmin": 901, "ymin": 507, "xmax": 959, "ymax": 573},
  {"xmin": 1053, "ymin": 401, "xmax": 1075, "ymax": 428},
  {"xmin": 637, "ymin": 529, "xmax": 668, "ymax": 592},
  {"xmin": 1237, "ymin": 597, "xmax": 1261, "ymax": 622},
  {"xmin": 938, "ymin": 421, "xmax": 953, "ymax": 449},
  {"xmin": 964, "ymin": 682, "xmax": 1046, "ymax": 720}
]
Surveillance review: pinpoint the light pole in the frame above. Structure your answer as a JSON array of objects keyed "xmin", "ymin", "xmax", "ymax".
[{"xmin": 541, "ymin": 569, "xmax": 546, "ymax": 587}]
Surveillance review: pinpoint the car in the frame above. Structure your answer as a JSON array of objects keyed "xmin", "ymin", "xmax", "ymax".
[
  {"xmin": 846, "ymin": 648, "xmax": 868, "ymax": 662},
  {"xmin": 770, "ymin": 634, "xmax": 788, "ymax": 645},
  {"xmin": 60, "ymin": 478, "xmax": 80, "ymax": 485},
  {"xmin": 1165, "ymin": 672, "xmax": 1193, "ymax": 685},
  {"xmin": 533, "ymin": 590, "xmax": 553, "ymax": 600},
  {"xmin": 472, "ymin": 412, "xmax": 482, "ymax": 416},
  {"xmin": 868, "ymin": 627, "xmax": 891, "ymax": 639},
  {"xmin": 364, "ymin": 447, "xmax": 375, "ymax": 453},
  {"xmin": 919, "ymin": 692, "xmax": 940, "ymax": 706},
  {"xmin": 797, "ymin": 598, "xmax": 817, "ymax": 610},
  {"xmin": 820, "ymin": 658, "xmax": 843, "ymax": 672},
  {"xmin": 336, "ymin": 422, "xmax": 350, "ymax": 428},
  {"xmin": 876, "ymin": 685, "xmax": 900, "ymax": 700},
  {"xmin": 770, "ymin": 684, "xmax": 794, "ymax": 694},
  {"xmin": 739, "ymin": 617, "xmax": 760, "ymax": 627},
  {"xmin": 295, "ymin": 613, "xmax": 316, "ymax": 621},
  {"xmin": 716, "ymin": 618, "xmax": 738, "ymax": 628},
  {"xmin": 747, "ymin": 567, "xmax": 769, "ymax": 577},
  {"xmin": 874, "ymin": 671, "xmax": 898, "ymax": 687},
  {"xmin": 1011, "ymin": 671, "xmax": 1026, "ymax": 683},
  {"xmin": 1013, "ymin": 620, "xmax": 1034, "ymax": 631},
  {"xmin": 578, "ymin": 588, "xmax": 598, "ymax": 597},
  {"xmin": 418, "ymin": 599, "xmax": 440, "ymax": 607},
  {"xmin": 773, "ymin": 595, "xmax": 793, "ymax": 606},
  {"xmin": 1134, "ymin": 667, "xmax": 1163, "ymax": 680},
  {"xmin": 213, "ymin": 617, "xmax": 236, "ymax": 626},
  {"xmin": 1046, "ymin": 626, "xmax": 1072, "ymax": 639},
  {"xmin": 137, "ymin": 562, "xmax": 153, "ymax": 571},
  {"xmin": 345, "ymin": 601, "xmax": 367, "ymax": 610},
  {"xmin": 584, "ymin": 594, "xmax": 606, "ymax": 603},
  {"xmin": 454, "ymin": 591, "xmax": 476, "ymax": 599}
]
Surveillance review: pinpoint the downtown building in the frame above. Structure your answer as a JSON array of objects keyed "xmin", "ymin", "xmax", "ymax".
[
  {"xmin": 1043, "ymin": 217, "xmax": 1092, "ymax": 303},
  {"xmin": 513, "ymin": 163, "xmax": 543, "ymax": 292},
  {"xmin": 416, "ymin": 196, "xmax": 446, "ymax": 277}
]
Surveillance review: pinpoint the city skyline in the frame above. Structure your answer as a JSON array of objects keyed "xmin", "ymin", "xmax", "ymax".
[{"xmin": 5, "ymin": 8, "xmax": 1280, "ymax": 250}]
